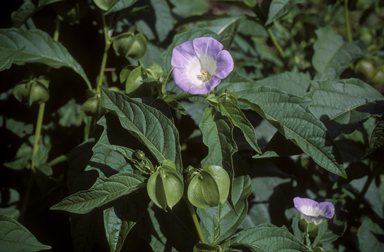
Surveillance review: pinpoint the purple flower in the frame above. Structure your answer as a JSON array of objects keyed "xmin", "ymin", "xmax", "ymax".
[
  {"xmin": 294, "ymin": 197, "xmax": 335, "ymax": 225},
  {"xmin": 171, "ymin": 37, "xmax": 234, "ymax": 94}
]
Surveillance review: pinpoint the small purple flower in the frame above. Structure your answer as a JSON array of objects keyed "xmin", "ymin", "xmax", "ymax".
[
  {"xmin": 294, "ymin": 197, "xmax": 335, "ymax": 225},
  {"xmin": 171, "ymin": 37, "xmax": 234, "ymax": 94}
]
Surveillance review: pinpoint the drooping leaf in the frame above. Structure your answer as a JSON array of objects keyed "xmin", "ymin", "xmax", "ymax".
[
  {"xmin": 199, "ymin": 106, "xmax": 237, "ymax": 178},
  {"xmin": 312, "ymin": 26, "xmax": 365, "ymax": 80},
  {"xmin": 197, "ymin": 175, "xmax": 252, "ymax": 245},
  {"xmin": 357, "ymin": 217, "xmax": 384, "ymax": 252},
  {"xmin": 195, "ymin": 16, "xmax": 243, "ymax": 35},
  {"xmin": 227, "ymin": 223, "xmax": 310, "ymax": 252},
  {"xmin": 162, "ymin": 27, "xmax": 219, "ymax": 78},
  {"xmin": 0, "ymin": 28, "xmax": 91, "ymax": 87},
  {"xmin": 50, "ymin": 173, "xmax": 146, "ymax": 214},
  {"xmin": 150, "ymin": 0, "xmax": 174, "ymax": 42},
  {"xmin": 308, "ymin": 78, "xmax": 384, "ymax": 137},
  {"xmin": 105, "ymin": 0, "xmax": 138, "ymax": 15},
  {"xmin": 0, "ymin": 213, "xmax": 51, "ymax": 252},
  {"xmin": 217, "ymin": 100, "xmax": 262, "ymax": 154},
  {"xmin": 103, "ymin": 189, "xmax": 150, "ymax": 252},
  {"xmin": 100, "ymin": 88, "xmax": 183, "ymax": 174},
  {"xmin": 238, "ymin": 86, "xmax": 346, "ymax": 178},
  {"xmin": 265, "ymin": 0, "xmax": 305, "ymax": 26}
]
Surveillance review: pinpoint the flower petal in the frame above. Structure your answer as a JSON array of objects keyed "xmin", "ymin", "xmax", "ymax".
[
  {"xmin": 173, "ymin": 67, "xmax": 201, "ymax": 92},
  {"xmin": 214, "ymin": 50, "xmax": 234, "ymax": 79},
  {"xmin": 188, "ymin": 76, "xmax": 221, "ymax": 94},
  {"xmin": 317, "ymin": 202, "xmax": 335, "ymax": 219},
  {"xmin": 171, "ymin": 41, "xmax": 198, "ymax": 68},
  {"xmin": 193, "ymin": 37, "xmax": 223, "ymax": 59},
  {"xmin": 294, "ymin": 197, "xmax": 318, "ymax": 216}
]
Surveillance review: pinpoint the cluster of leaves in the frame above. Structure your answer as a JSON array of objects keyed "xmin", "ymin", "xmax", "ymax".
[{"xmin": 1, "ymin": 0, "xmax": 384, "ymax": 251}]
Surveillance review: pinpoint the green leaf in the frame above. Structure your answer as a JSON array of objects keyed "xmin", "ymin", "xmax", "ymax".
[
  {"xmin": 255, "ymin": 71, "xmax": 311, "ymax": 97},
  {"xmin": 11, "ymin": 1, "xmax": 35, "ymax": 27},
  {"xmin": 266, "ymin": 0, "xmax": 305, "ymax": 26},
  {"xmin": 105, "ymin": 0, "xmax": 138, "ymax": 15},
  {"xmin": 103, "ymin": 189, "xmax": 149, "ymax": 252},
  {"xmin": 100, "ymin": 88, "xmax": 183, "ymax": 175},
  {"xmin": 50, "ymin": 172, "xmax": 146, "ymax": 214},
  {"xmin": 366, "ymin": 118, "xmax": 384, "ymax": 161},
  {"xmin": 238, "ymin": 19, "xmax": 268, "ymax": 37},
  {"xmin": 199, "ymin": 106, "xmax": 237, "ymax": 178},
  {"xmin": 228, "ymin": 223, "xmax": 310, "ymax": 252},
  {"xmin": 0, "ymin": 213, "xmax": 51, "ymax": 252},
  {"xmin": 238, "ymin": 86, "xmax": 346, "ymax": 178},
  {"xmin": 312, "ymin": 218, "xmax": 346, "ymax": 247},
  {"xmin": 197, "ymin": 174, "xmax": 252, "ymax": 245},
  {"xmin": 218, "ymin": 100, "xmax": 262, "ymax": 153},
  {"xmin": 0, "ymin": 28, "xmax": 90, "ymax": 87},
  {"xmin": 162, "ymin": 27, "xmax": 219, "ymax": 78},
  {"xmin": 312, "ymin": 26, "xmax": 365, "ymax": 80},
  {"xmin": 357, "ymin": 217, "xmax": 384, "ymax": 252},
  {"xmin": 150, "ymin": 0, "xmax": 174, "ymax": 42},
  {"xmin": 195, "ymin": 16, "xmax": 243, "ymax": 35},
  {"xmin": 308, "ymin": 78, "xmax": 384, "ymax": 137}
]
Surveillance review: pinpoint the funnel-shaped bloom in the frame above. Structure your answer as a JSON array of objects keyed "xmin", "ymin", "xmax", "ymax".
[
  {"xmin": 294, "ymin": 197, "xmax": 335, "ymax": 225},
  {"xmin": 171, "ymin": 37, "xmax": 234, "ymax": 94}
]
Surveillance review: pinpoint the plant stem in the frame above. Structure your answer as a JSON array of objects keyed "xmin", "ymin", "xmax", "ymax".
[
  {"xmin": 53, "ymin": 19, "xmax": 60, "ymax": 41},
  {"xmin": 344, "ymin": 0, "xmax": 352, "ymax": 42},
  {"xmin": 185, "ymin": 198, "xmax": 205, "ymax": 243},
  {"xmin": 96, "ymin": 12, "xmax": 111, "ymax": 95},
  {"xmin": 359, "ymin": 162, "xmax": 384, "ymax": 201},
  {"xmin": 370, "ymin": 41, "xmax": 384, "ymax": 57},
  {"xmin": 48, "ymin": 155, "xmax": 68, "ymax": 167},
  {"xmin": 267, "ymin": 28, "xmax": 285, "ymax": 59}
]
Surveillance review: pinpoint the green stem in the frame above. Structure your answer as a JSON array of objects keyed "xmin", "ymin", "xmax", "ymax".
[
  {"xmin": 185, "ymin": 198, "xmax": 205, "ymax": 243},
  {"xmin": 267, "ymin": 28, "xmax": 285, "ymax": 59},
  {"xmin": 53, "ymin": 19, "xmax": 60, "ymax": 42},
  {"xmin": 370, "ymin": 41, "xmax": 384, "ymax": 57},
  {"xmin": 48, "ymin": 155, "xmax": 67, "ymax": 167},
  {"xmin": 96, "ymin": 12, "xmax": 111, "ymax": 95},
  {"xmin": 344, "ymin": 0, "xmax": 352, "ymax": 42}
]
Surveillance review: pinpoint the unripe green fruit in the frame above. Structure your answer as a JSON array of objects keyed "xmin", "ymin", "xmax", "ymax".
[
  {"xmin": 355, "ymin": 58, "xmax": 376, "ymax": 80},
  {"xmin": 147, "ymin": 160, "xmax": 183, "ymax": 211},
  {"xmin": 52, "ymin": 0, "xmax": 88, "ymax": 23},
  {"xmin": 187, "ymin": 165, "xmax": 230, "ymax": 209},
  {"xmin": 113, "ymin": 32, "xmax": 147, "ymax": 60},
  {"xmin": 81, "ymin": 96, "xmax": 99, "ymax": 116},
  {"xmin": 372, "ymin": 65, "xmax": 384, "ymax": 86},
  {"xmin": 13, "ymin": 76, "xmax": 50, "ymax": 105}
]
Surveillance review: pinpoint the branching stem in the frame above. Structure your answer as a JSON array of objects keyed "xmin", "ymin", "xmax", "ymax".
[
  {"xmin": 344, "ymin": 0, "xmax": 352, "ymax": 42},
  {"xmin": 96, "ymin": 12, "xmax": 111, "ymax": 95}
]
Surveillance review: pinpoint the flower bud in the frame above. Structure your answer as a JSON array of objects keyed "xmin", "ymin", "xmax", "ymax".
[
  {"xmin": 187, "ymin": 164, "xmax": 230, "ymax": 209},
  {"xmin": 81, "ymin": 96, "xmax": 99, "ymax": 116},
  {"xmin": 147, "ymin": 160, "xmax": 183, "ymax": 211}
]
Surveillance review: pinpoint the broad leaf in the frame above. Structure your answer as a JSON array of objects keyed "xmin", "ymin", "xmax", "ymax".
[
  {"xmin": 218, "ymin": 100, "xmax": 262, "ymax": 153},
  {"xmin": 238, "ymin": 86, "xmax": 346, "ymax": 178},
  {"xmin": 227, "ymin": 223, "xmax": 310, "ymax": 252},
  {"xmin": 312, "ymin": 26, "xmax": 365, "ymax": 80},
  {"xmin": 253, "ymin": 131, "xmax": 303, "ymax": 158},
  {"xmin": 100, "ymin": 88, "xmax": 183, "ymax": 174},
  {"xmin": 103, "ymin": 189, "xmax": 150, "ymax": 252},
  {"xmin": 199, "ymin": 106, "xmax": 237, "ymax": 178},
  {"xmin": 255, "ymin": 71, "xmax": 311, "ymax": 97},
  {"xmin": 105, "ymin": 0, "xmax": 138, "ymax": 15},
  {"xmin": 0, "ymin": 28, "xmax": 90, "ymax": 87},
  {"xmin": 197, "ymin": 175, "xmax": 252, "ymax": 245},
  {"xmin": 366, "ymin": 118, "xmax": 384, "ymax": 161},
  {"xmin": 162, "ymin": 27, "xmax": 218, "ymax": 78},
  {"xmin": 308, "ymin": 78, "xmax": 384, "ymax": 137},
  {"xmin": 150, "ymin": 0, "xmax": 174, "ymax": 42},
  {"xmin": 50, "ymin": 172, "xmax": 146, "ymax": 214},
  {"xmin": 357, "ymin": 217, "xmax": 384, "ymax": 252},
  {"xmin": 266, "ymin": 0, "xmax": 305, "ymax": 26},
  {"xmin": 0, "ymin": 213, "xmax": 51, "ymax": 251},
  {"xmin": 195, "ymin": 16, "xmax": 243, "ymax": 35}
]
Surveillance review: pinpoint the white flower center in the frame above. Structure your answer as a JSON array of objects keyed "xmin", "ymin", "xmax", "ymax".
[
  {"xmin": 301, "ymin": 205, "xmax": 323, "ymax": 216},
  {"xmin": 186, "ymin": 55, "xmax": 217, "ymax": 86}
]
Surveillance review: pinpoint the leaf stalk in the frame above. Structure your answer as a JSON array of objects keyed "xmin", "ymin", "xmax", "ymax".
[{"xmin": 185, "ymin": 198, "xmax": 206, "ymax": 243}]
